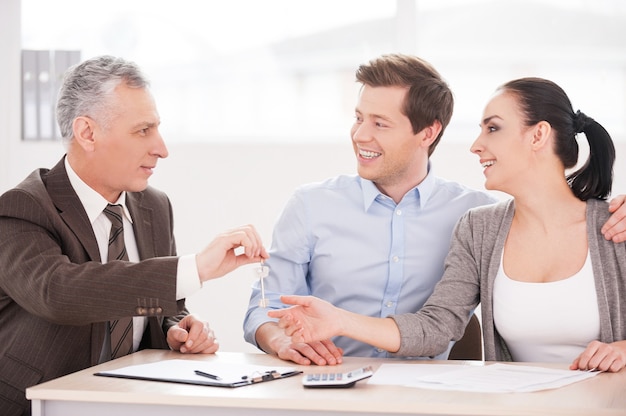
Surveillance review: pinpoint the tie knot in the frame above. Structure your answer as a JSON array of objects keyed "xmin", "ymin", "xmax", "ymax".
[{"xmin": 103, "ymin": 204, "xmax": 124, "ymax": 227}]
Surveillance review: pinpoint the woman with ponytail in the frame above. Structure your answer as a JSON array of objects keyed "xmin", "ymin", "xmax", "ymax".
[{"xmin": 270, "ymin": 77, "xmax": 626, "ymax": 373}]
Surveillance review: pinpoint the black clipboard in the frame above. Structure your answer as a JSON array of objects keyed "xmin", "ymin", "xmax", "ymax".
[{"xmin": 94, "ymin": 359, "xmax": 302, "ymax": 388}]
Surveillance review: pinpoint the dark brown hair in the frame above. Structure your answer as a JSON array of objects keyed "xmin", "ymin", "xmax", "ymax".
[{"xmin": 355, "ymin": 54, "xmax": 453, "ymax": 156}]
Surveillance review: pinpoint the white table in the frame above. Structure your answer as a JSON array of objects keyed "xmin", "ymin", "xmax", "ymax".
[{"xmin": 26, "ymin": 349, "xmax": 626, "ymax": 416}]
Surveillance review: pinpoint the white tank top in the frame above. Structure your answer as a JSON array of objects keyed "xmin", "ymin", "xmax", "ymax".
[{"xmin": 493, "ymin": 252, "xmax": 600, "ymax": 363}]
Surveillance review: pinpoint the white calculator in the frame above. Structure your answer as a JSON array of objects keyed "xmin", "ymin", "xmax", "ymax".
[{"xmin": 302, "ymin": 366, "xmax": 374, "ymax": 388}]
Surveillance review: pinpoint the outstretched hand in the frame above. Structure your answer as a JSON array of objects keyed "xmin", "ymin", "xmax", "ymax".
[{"xmin": 267, "ymin": 295, "xmax": 343, "ymax": 344}]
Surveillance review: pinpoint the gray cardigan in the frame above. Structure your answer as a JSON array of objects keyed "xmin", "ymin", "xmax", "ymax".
[{"xmin": 391, "ymin": 198, "xmax": 626, "ymax": 361}]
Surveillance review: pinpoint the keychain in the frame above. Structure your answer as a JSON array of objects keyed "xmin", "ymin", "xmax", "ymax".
[{"xmin": 256, "ymin": 260, "xmax": 270, "ymax": 307}]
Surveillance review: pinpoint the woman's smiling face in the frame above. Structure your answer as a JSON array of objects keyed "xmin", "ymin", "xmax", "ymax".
[{"xmin": 470, "ymin": 90, "xmax": 535, "ymax": 194}]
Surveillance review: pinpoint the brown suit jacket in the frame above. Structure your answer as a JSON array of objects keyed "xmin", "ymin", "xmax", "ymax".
[{"xmin": 0, "ymin": 157, "xmax": 188, "ymax": 415}]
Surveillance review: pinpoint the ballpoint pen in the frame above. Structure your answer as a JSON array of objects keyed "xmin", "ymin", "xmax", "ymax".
[{"xmin": 194, "ymin": 370, "xmax": 222, "ymax": 380}]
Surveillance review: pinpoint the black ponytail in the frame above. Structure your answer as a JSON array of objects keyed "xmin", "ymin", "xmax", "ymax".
[
  {"xmin": 567, "ymin": 111, "xmax": 615, "ymax": 200},
  {"xmin": 499, "ymin": 78, "xmax": 615, "ymax": 200}
]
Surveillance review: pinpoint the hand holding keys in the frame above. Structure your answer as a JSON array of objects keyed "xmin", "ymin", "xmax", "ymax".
[{"xmin": 256, "ymin": 261, "xmax": 270, "ymax": 307}]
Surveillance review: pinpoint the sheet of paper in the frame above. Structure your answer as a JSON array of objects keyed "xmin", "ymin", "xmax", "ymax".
[
  {"xmin": 369, "ymin": 363, "xmax": 599, "ymax": 393},
  {"xmin": 369, "ymin": 363, "xmax": 464, "ymax": 386},
  {"xmin": 97, "ymin": 359, "xmax": 298, "ymax": 386}
]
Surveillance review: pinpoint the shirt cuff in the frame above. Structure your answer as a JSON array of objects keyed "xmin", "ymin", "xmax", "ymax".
[{"xmin": 176, "ymin": 254, "xmax": 202, "ymax": 300}]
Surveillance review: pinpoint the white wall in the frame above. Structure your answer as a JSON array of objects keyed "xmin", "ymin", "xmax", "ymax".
[{"xmin": 3, "ymin": 0, "xmax": 626, "ymax": 353}]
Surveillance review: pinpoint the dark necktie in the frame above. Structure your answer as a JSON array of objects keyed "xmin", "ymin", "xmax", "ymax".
[{"xmin": 103, "ymin": 204, "xmax": 134, "ymax": 359}]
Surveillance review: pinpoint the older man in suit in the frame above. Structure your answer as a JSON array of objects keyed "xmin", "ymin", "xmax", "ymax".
[{"xmin": 0, "ymin": 55, "xmax": 268, "ymax": 416}]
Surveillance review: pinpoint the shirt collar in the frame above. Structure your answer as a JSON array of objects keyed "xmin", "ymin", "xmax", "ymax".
[
  {"xmin": 359, "ymin": 162, "xmax": 436, "ymax": 211},
  {"xmin": 416, "ymin": 163, "xmax": 435, "ymax": 207},
  {"xmin": 64, "ymin": 157, "xmax": 133, "ymax": 224}
]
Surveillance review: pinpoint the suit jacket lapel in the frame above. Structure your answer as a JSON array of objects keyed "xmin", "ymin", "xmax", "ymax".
[
  {"xmin": 126, "ymin": 191, "xmax": 156, "ymax": 261},
  {"xmin": 45, "ymin": 158, "xmax": 102, "ymax": 262},
  {"xmin": 44, "ymin": 158, "xmax": 108, "ymax": 365}
]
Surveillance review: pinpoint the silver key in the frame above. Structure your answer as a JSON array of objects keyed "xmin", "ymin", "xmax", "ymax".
[{"xmin": 256, "ymin": 261, "xmax": 269, "ymax": 307}]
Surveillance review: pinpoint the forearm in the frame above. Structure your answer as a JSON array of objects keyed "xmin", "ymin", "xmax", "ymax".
[
  {"xmin": 1, "ymin": 204, "xmax": 180, "ymax": 323},
  {"xmin": 6, "ymin": 256, "xmax": 179, "ymax": 324},
  {"xmin": 339, "ymin": 311, "xmax": 401, "ymax": 353}
]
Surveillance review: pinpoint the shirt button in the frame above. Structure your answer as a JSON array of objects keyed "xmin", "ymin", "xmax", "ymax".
[
  {"xmin": 396, "ymin": 209, "xmax": 402, "ymax": 215},
  {"xmin": 386, "ymin": 301, "xmax": 393, "ymax": 308},
  {"xmin": 376, "ymin": 348, "xmax": 385, "ymax": 353},
  {"xmin": 392, "ymin": 256, "xmax": 399, "ymax": 263}
]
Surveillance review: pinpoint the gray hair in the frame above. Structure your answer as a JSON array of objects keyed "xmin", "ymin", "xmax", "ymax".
[{"xmin": 56, "ymin": 55, "xmax": 150, "ymax": 141}]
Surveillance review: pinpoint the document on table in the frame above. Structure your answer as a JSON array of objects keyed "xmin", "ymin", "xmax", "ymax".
[
  {"xmin": 368, "ymin": 363, "xmax": 600, "ymax": 393},
  {"xmin": 95, "ymin": 359, "xmax": 301, "ymax": 388}
]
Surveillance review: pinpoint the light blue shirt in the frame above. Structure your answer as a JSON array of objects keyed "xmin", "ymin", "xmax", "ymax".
[{"xmin": 244, "ymin": 168, "xmax": 497, "ymax": 358}]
